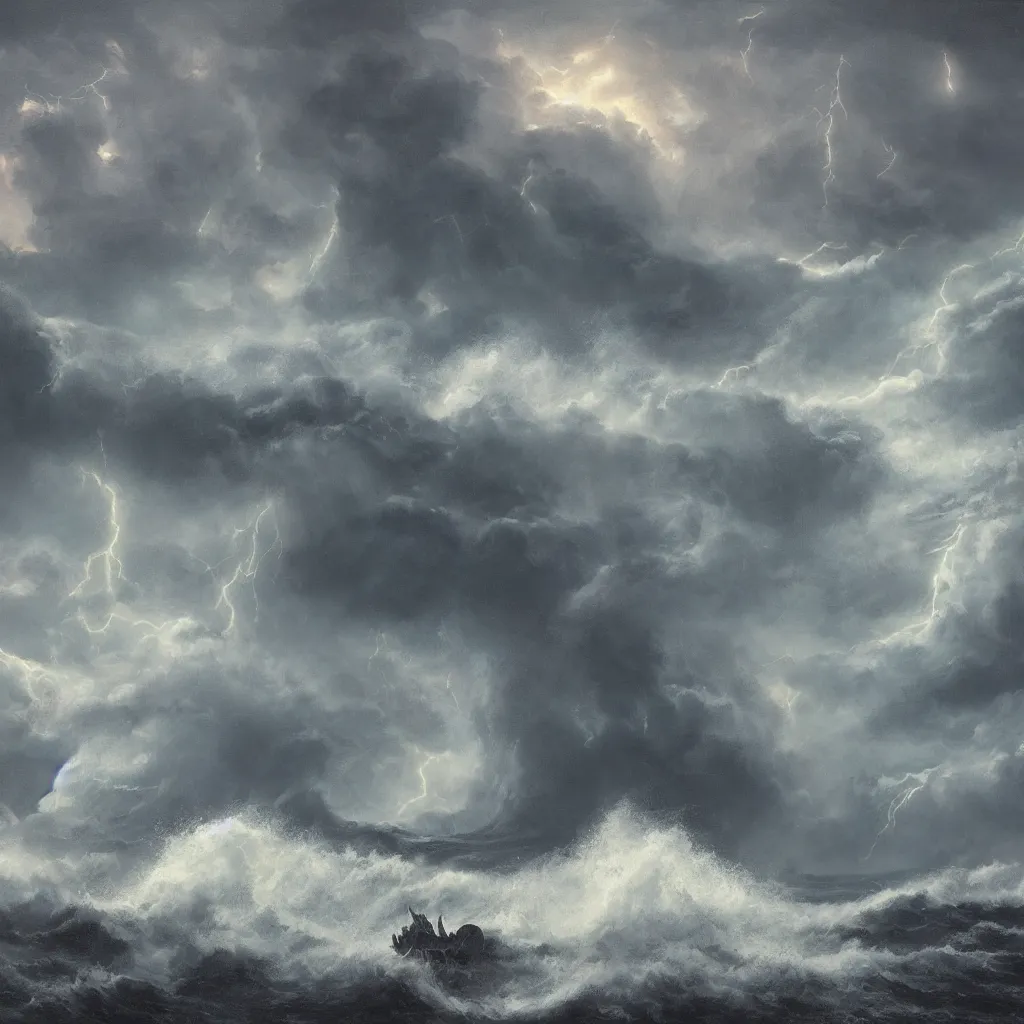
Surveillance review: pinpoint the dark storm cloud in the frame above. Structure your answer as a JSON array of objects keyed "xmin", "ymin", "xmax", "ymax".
[
  {"xmin": 781, "ymin": 505, "xmax": 1024, "ymax": 870},
  {"xmin": 748, "ymin": 117, "xmax": 935, "ymax": 253},
  {"xmin": 0, "ymin": 300, "xmax": 882, "ymax": 861},
  {"xmin": 1, "ymin": 0, "xmax": 1022, "ymax": 911},
  {"xmin": 291, "ymin": 41, "xmax": 799, "ymax": 368},
  {"xmin": 929, "ymin": 277, "xmax": 1024, "ymax": 430},
  {"xmin": 770, "ymin": 0, "xmax": 1024, "ymax": 52},
  {"xmin": 875, "ymin": 524, "xmax": 1024, "ymax": 729},
  {"xmin": 281, "ymin": 387, "xmax": 886, "ymax": 630},
  {"xmin": 0, "ymin": 6, "xmax": 344, "ymax": 334},
  {"xmin": 0, "ymin": 0, "xmax": 140, "ymax": 41},
  {"xmin": 0, "ymin": 312, "xmax": 443, "ymax": 492},
  {"xmin": 125, "ymin": 675, "xmax": 333, "ymax": 820},
  {"xmin": 271, "ymin": 384, "xmax": 886, "ymax": 860},
  {"xmin": 655, "ymin": 391, "xmax": 886, "ymax": 530},
  {"xmin": 4, "ymin": 66, "xmax": 252, "ymax": 323},
  {"xmin": 519, "ymin": 126, "xmax": 662, "ymax": 231},
  {"xmin": 0, "ymin": 716, "xmax": 65, "ymax": 823},
  {"xmin": 11, "ymin": 661, "xmax": 353, "ymax": 859},
  {"xmin": 731, "ymin": 0, "xmax": 1024, "ymax": 251},
  {"xmin": 809, "ymin": 734, "xmax": 1024, "ymax": 872},
  {"xmin": 0, "ymin": 4, "xmax": 864, "ymax": 888},
  {"xmin": 0, "ymin": 288, "xmax": 52, "ymax": 452},
  {"xmin": 477, "ymin": 578, "xmax": 791, "ymax": 860},
  {"xmin": 281, "ymin": 0, "xmax": 442, "ymax": 42}
]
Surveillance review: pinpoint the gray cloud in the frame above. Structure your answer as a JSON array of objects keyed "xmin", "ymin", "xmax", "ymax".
[{"xmin": 0, "ymin": 287, "xmax": 52, "ymax": 450}]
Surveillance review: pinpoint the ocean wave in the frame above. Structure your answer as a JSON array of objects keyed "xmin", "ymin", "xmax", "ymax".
[{"xmin": 3, "ymin": 805, "xmax": 1024, "ymax": 1020}]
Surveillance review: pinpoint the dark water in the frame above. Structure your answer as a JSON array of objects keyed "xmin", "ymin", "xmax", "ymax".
[{"xmin": 2, "ymin": 883, "xmax": 1024, "ymax": 1023}]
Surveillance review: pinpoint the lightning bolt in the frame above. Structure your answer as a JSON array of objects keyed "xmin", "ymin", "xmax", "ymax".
[
  {"xmin": 520, "ymin": 168, "xmax": 539, "ymax": 214},
  {"xmin": 38, "ymin": 363, "xmax": 63, "ymax": 394},
  {"xmin": 923, "ymin": 522, "xmax": 967, "ymax": 616},
  {"xmin": 22, "ymin": 43, "xmax": 126, "ymax": 119},
  {"xmin": 0, "ymin": 645, "xmax": 52, "ymax": 687},
  {"xmin": 66, "ymin": 467, "xmax": 268, "ymax": 644},
  {"xmin": 877, "ymin": 140, "xmax": 897, "ymax": 179},
  {"xmin": 69, "ymin": 65, "xmax": 122, "ymax": 111},
  {"xmin": 396, "ymin": 749, "xmax": 442, "ymax": 818},
  {"xmin": 69, "ymin": 470, "xmax": 126, "ymax": 615},
  {"xmin": 925, "ymin": 263, "xmax": 974, "ymax": 340},
  {"xmin": 20, "ymin": 87, "xmax": 63, "ymax": 116},
  {"xmin": 837, "ymin": 257, "xmax": 983, "ymax": 406},
  {"xmin": 875, "ymin": 262, "xmax": 974, "ymax": 387},
  {"xmin": 712, "ymin": 364, "xmax": 753, "ymax": 389},
  {"xmin": 445, "ymin": 671, "xmax": 461, "ymax": 712},
  {"xmin": 943, "ymin": 50, "xmax": 955, "ymax": 95},
  {"xmin": 738, "ymin": 7, "xmax": 765, "ymax": 82},
  {"xmin": 197, "ymin": 207, "xmax": 214, "ymax": 238},
  {"xmin": 214, "ymin": 501, "xmax": 282, "ymax": 634},
  {"xmin": 877, "ymin": 519, "xmax": 969, "ymax": 647},
  {"xmin": 813, "ymin": 55, "xmax": 850, "ymax": 207},
  {"xmin": 0, "ymin": 643, "xmax": 70, "ymax": 719},
  {"xmin": 793, "ymin": 241, "xmax": 849, "ymax": 268},
  {"xmin": 308, "ymin": 188, "xmax": 340, "ymax": 282},
  {"xmin": 989, "ymin": 226, "xmax": 1024, "ymax": 264},
  {"xmin": 865, "ymin": 766, "xmax": 941, "ymax": 859}
]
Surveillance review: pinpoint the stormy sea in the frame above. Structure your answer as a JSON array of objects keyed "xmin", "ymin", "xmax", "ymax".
[{"xmin": 2, "ymin": 0, "xmax": 1024, "ymax": 1021}]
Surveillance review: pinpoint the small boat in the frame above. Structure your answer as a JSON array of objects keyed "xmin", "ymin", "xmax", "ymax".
[{"xmin": 391, "ymin": 908, "xmax": 487, "ymax": 966}]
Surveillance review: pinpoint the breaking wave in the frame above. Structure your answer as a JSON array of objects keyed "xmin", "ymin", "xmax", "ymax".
[{"xmin": 2, "ymin": 805, "xmax": 1024, "ymax": 1021}]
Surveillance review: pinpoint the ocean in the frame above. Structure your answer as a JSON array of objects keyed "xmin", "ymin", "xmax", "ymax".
[{"xmin": 2, "ymin": 808, "xmax": 1024, "ymax": 1022}]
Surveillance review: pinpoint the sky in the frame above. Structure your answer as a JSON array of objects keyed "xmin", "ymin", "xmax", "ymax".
[{"xmin": 2, "ymin": 0, "xmax": 1024, "ymax": 909}]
